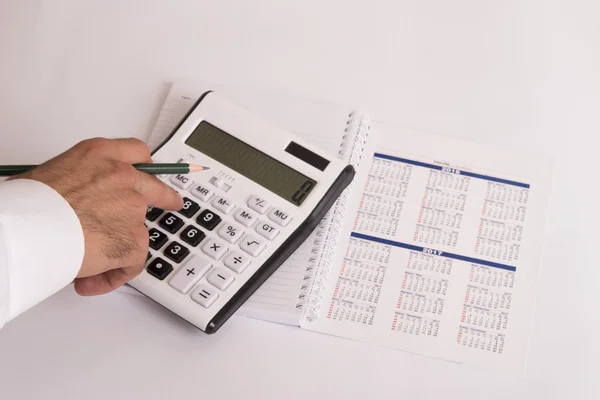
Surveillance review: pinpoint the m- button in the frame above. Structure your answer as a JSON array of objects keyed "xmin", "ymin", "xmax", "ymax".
[
  {"xmin": 268, "ymin": 208, "xmax": 292, "ymax": 227},
  {"xmin": 170, "ymin": 174, "xmax": 194, "ymax": 190}
]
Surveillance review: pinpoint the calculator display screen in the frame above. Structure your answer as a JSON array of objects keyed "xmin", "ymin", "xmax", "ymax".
[{"xmin": 185, "ymin": 121, "xmax": 317, "ymax": 206}]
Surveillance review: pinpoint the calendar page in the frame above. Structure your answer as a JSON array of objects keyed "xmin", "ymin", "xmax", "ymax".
[{"xmin": 301, "ymin": 122, "xmax": 552, "ymax": 375}]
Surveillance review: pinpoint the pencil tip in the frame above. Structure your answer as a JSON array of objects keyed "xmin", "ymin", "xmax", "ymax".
[{"xmin": 189, "ymin": 164, "xmax": 210, "ymax": 172}]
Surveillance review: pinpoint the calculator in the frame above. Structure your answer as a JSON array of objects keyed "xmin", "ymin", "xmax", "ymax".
[{"xmin": 129, "ymin": 91, "xmax": 355, "ymax": 333}]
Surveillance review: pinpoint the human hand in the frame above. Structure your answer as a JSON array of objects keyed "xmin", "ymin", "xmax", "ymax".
[{"xmin": 9, "ymin": 138, "xmax": 183, "ymax": 295}]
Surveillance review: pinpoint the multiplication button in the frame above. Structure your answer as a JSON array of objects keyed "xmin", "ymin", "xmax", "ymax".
[
  {"xmin": 239, "ymin": 235, "xmax": 266, "ymax": 257},
  {"xmin": 202, "ymin": 238, "xmax": 228, "ymax": 260}
]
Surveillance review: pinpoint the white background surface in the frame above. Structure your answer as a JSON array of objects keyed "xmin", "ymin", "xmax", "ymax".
[{"xmin": 1, "ymin": 0, "xmax": 599, "ymax": 399}]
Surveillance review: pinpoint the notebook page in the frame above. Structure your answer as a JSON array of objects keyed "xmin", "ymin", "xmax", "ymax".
[
  {"xmin": 141, "ymin": 82, "xmax": 358, "ymax": 325},
  {"xmin": 302, "ymin": 122, "xmax": 552, "ymax": 375}
]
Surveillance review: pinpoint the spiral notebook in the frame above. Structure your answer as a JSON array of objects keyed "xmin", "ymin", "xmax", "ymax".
[
  {"xmin": 136, "ymin": 81, "xmax": 372, "ymax": 326},
  {"xmin": 138, "ymin": 81, "xmax": 552, "ymax": 375}
]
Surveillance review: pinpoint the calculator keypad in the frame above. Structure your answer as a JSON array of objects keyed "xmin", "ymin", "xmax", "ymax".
[
  {"xmin": 159, "ymin": 213, "xmax": 185, "ymax": 233},
  {"xmin": 145, "ymin": 170, "xmax": 297, "ymax": 311},
  {"xmin": 180, "ymin": 225, "xmax": 206, "ymax": 247},
  {"xmin": 178, "ymin": 197, "xmax": 200, "ymax": 218},
  {"xmin": 164, "ymin": 241, "xmax": 190, "ymax": 263},
  {"xmin": 196, "ymin": 209, "xmax": 222, "ymax": 231},
  {"xmin": 149, "ymin": 228, "xmax": 169, "ymax": 250}
]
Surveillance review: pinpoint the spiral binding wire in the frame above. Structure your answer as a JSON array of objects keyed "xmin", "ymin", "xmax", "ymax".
[{"xmin": 298, "ymin": 111, "xmax": 371, "ymax": 322}]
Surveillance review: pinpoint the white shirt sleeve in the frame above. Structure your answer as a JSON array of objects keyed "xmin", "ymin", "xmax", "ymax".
[{"xmin": 0, "ymin": 179, "xmax": 84, "ymax": 329}]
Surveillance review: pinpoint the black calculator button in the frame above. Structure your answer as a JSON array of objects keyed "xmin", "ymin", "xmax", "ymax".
[
  {"xmin": 148, "ymin": 228, "xmax": 169, "ymax": 250},
  {"xmin": 147, "ymin": 257, "xmax": 173, "ymax": 280},
  {"xmin": 196, "ymin": 209, "xmax": 222, "ymax": 231},
  {"xmin": 164, "ymin": 241, "xmax": 190, "ymax": 263},
  {"xmin": 179, "ymin": 197, "xmax": 200, "ymax": 218},
  {"xmin": 159, "ymin": 212, "xmax": 185, "ymax": 233},
  {"xmin": 146, "ymin": 206, "xmax": 163, "ymax": 221},
  {"xmin": 180, "ymin": 225, "xmax": 206, "ymax": 247}
]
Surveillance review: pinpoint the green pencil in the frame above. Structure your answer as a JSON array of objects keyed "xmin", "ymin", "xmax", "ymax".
[{"xmin": 0, "ymin": 163, "xmax": 209, "ymax": 177}]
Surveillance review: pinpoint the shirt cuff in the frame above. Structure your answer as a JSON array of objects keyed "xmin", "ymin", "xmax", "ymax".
[{"xmin": 0, "ymin": 179, "xmax": 84, "ymax": 321}]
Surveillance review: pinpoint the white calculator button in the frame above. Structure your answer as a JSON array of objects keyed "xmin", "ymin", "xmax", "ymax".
[
  {"xmin": 223, "ymin": 251, "xmax": 251, "ymax": 273},
  {"xmin": 239, "ymin": 235, "xmax": 266, "ymax": 257},
  {"xmin": 202, "ymin": 238, "xmax": 228, "ymax": 260},
  {"xmin": 248, "ymin": 196, "xmax": 270, "ymax": 215},
  {"xmin": 168, "ymin": 256, "xmax": 212, "ymax": 294},
  {"xmin": 268, "ymin": 208, "xmax": 292, "ymax": 227},
  {"xmin": 234, "ymin": 209, "xmax": 257, "ymax": 227},
  {"xmin": 212, "ymin": 196, "xmax": 235, "ymax": 214},
  {"xmin": 190, "ymin": 184, "xmax": 214, "ymax": 202},
  {"xmin": 170, "ymin": 174, "xmax": 194, "ymax": 190},
  {"xmin": 218, "ymin": 222, "xmax": 244, "ymax": 244},
  {"xmin": 207, "ymin": 268, "xmax": 235, "ymax": 291},
  {"xmin": 256, "ymin": 221, "xmax": 280, "ymax": 240},
  {"xmin": 191, "ymin": 284, "xmax": 219, "ymax": 308}
]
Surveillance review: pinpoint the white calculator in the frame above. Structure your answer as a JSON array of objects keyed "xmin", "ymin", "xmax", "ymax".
[{"xmin": 129, "ymin": 91, "xmax": 355, "ymax": 333}]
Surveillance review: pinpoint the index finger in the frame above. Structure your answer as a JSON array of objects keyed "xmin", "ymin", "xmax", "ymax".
[{"xmin": 133, "ymin": 171, "xmax": 183, "ymax": 210}]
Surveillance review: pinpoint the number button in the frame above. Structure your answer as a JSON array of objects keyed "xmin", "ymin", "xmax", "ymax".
[
  {"xmin": 207, "ymin": 268, "xmax": 235, "ymax": 291},
  {"xmin": 191, "ymin": 284, "xmax": 219, "ymax": 308},
  {"xmin": 179, "ymin": 225, "xmax": 206, "ymax": 247},
  {"xmin": 268, "ymin": 208, "xmax": 292, "ymax": 227},
  {"xmin": 248, "ymin": 196, "xmax": 270, "ymax": 214},
  {"xmin": 178, "ymin": 197, "xmax": 200, "ymax": 218},
  {"xmin": 196, "ymin": 209, "xmax": 222, "ymax": 231},
  {"xmin": 256, "ymin": 221, "xmax": 280, "ymax": 240},
  {"xmin": 146, "ymin": 206, "xmax": 163, "ymax": 222},
  {"xmin": 190, "ymin": 184, "xmax": 214, "ymax": 202},
  {"xmin": 168, "ymin": 256, "xmax": 212, "ymax": 294},
  {"xmin": 159, "ymin": 212, "xmax": 185, "ymax": 233},
  {"xmin": 239, "ymin": 235, "xmax": 266, "ymax": 257},
  {"xmin": 224, "ymin": 251, "xmax": 251, "ymax": 273},
  {"xmin": 212, "ymin": 196, "xmax": 235, "ymax": 214},
  {"xmin": 147, "ymin": 257, "xmax": 173, "ymax": 280},
  {"xmin": 163, "ymin": 241, "xmax": 190, "ymax": 263},
  {"xmin": 201, "ymin": 238, "xmax": 228, "ymax": 260},
  {"xmin": 148, "ymin": 228, "xmax": 169, "ymax": 250},
  {"xmin": 218, "ymin": 222, "xmax": 244, "ymax": 244},
  {"xmin": 234, "ymin": 208, "xmax": 257, "ymax": 227},
  {"xmin": 170, "ymin": 174, "xmax": 194, "ymax": 190}
]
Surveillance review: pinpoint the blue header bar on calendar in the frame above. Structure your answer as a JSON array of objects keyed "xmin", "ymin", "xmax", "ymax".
[
  {"xmin": 350, "ymin": 232, "xmax": 517, "ymax": 272},
  {"xmin": 373, "ymin": 153, "xmax": 530, "ymax": 189}
]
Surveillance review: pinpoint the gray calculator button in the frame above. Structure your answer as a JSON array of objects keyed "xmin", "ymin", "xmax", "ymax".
[
  {"xmin": 170, "ymin": 174, "xmax": 194, "ymax": 190},
  {"xmin": 268, "ymin": 208, "xmax": 292, "ymax": 227},
  {"xmin": 207, "ymin": 268, "xmax": 235, "ymax": 291},
  {"xmin": 256, "ymin": 221, "xmax": 280, "ymax": 240},
  {"xmin": 168, "ymin": 256, "xmax": 212, "ymax": 294},
  {"xmin": 218, "ymin": 222, "xmax": 244, "ymax": 244},
  {"xmin": 191, "ymin": 284, "xmax": 219, "ymax": 308},
  {"xmin": 224, "ymin": 251, "xmax": 251, "ymax": 273},
  {"xmin": 248, "ymin": 196, "xmax": 270, "ymax": 214},
  {"xmin": 234, "ymin": 208, "xmax": 257, "ymax": 227},
  {"xmin": 239, "ymin": 235, "xmax": 266, "ymax": 257},
  {"xmin": 202, "ymin": 238, "xmax": 228, "ymax": 260},
  {"xmin": 191, "ymin": 184, "xmax": 215, "ymax": 202},
  {"xmin": 212, "ymin": 196, "xmax": 235, "ymax": 214}
]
